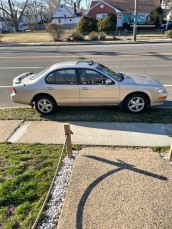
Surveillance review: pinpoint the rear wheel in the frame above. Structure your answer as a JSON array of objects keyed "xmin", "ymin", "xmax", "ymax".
[
  {"xmin": 35, "ymin": 96, "xmax": 57, "ymax": 115},
  {"xmin": 123, "ymin": 93, "xmax": 148, "ymax": 113}
]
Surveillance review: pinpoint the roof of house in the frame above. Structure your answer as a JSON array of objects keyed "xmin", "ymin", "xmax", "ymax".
[
  {"xmin": 89, "ymin": 0, "xmax": 160, "ymax": 13},
  {"xmin": 53, "ymin": 4, "xmax": 74, "ymax": 16},
  {"xmin": 0, "ymin": 16, "xmax": 12, "ymax": 22},
  {"xmin": 0, "ymin": 17, "xmax": 5, "ymax": 22}
]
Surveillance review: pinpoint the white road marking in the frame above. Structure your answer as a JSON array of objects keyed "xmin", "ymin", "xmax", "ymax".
[
  {"xmin": 0, "ymin": 67, "xmax": 42, "ymax": 69},
  {"xmin": 62, "ymin": 43, "xmax": 172, "ymax": 49},
  {"xmin": 164, "ymin": 85, "xmax": 172, "ymax": 87},
  {"xmin": 71, "ymin": 49, "xmax": 106, "ymax": 52}
]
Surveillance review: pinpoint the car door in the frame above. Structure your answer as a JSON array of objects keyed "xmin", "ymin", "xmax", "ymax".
[
  {"xmin": 43, "ymin": 68, "xmax": 80, "ymax": 105},
  {"xmin": 78, "ymin": 68, "xmax": 120, "ymax": 105}
]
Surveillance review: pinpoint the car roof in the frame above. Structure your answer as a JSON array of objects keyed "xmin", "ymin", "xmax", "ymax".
[{"xmin": 49, "ymin": 60, "xmax": 99, "ymax": 71}]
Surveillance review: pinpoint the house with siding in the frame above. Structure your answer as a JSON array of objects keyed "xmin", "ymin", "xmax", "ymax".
[
  {"xmin": 0, "ymin": 16, "xmax": 13, "ymax": 32},
  {"xmin": 87, "ymin": 0, "xmax": 161, "ymax": 28},
  {"xmin": 51, "ymin": 4, "xmax": 82, "ymax": 28}
]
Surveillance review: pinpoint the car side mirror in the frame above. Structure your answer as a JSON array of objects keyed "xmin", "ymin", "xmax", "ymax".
[{"xmin": 105, "ymin": 79, "xmax": 114, "ymax": 85}]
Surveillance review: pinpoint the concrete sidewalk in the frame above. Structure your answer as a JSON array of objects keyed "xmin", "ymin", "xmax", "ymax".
[
  {"xmin": 57, "ymin": 147, "xmax": 172, "ymax": 229},
  {"xmin": 0, "ymin": 120, "xmax": 172, "ymax": 146}
]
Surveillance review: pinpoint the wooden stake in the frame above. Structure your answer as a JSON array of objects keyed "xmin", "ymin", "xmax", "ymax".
[
  {"xmin": 64, "ymin": 124, "xmax": 72, "ymax": 158},
  {"xmin": 168, "ymin": 144, "xmax": 172, "ymax": 161}
]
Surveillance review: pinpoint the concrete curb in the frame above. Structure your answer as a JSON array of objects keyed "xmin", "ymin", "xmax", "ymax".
[
  {"xmin": 0, "ymin": 106, "xmax": 29, "ymax": 109},
  {"xmin": 0, "ymin": 39, "xmax": 172, "ymax": 47}
]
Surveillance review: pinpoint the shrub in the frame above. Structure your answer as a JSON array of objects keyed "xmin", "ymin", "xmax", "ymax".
[
  {"xmin": 46, "ymin": 23, "xmax": 63, "ymax": 41},
  {"xmin": 165, "ymin": 30, "xmax": 172, "ymax": 38},
  {"xmin": 29, "ymin": 23, "xmax": 36, "ymax": 30},
  {"xmin": 71, "ymin": 32, "xmax": 84, "ymax": 41},
  {"xmin": 98, "ymin": 14, "xmax": 116, "ymax": 32},
  {"xmin": 99, "ymin": 31, "xmax": 106, "ymax": 40},
  {"xmin": 88, "ymin": 31, "xmax": 99, "ymax": 40},
  {"xmin": 77, "ymin": 16, "xmax": 98, "ymax": 34},
  {"xmin": 150, "ymin": 7, "xmax": 163, "ymax": 28}
]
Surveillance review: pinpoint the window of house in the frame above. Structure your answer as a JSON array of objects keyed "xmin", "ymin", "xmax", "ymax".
[
  {"xmin": 102, "ymin": 14, "xmax": 107, "ymax": 18},
  {"xmin": 59, "ymin": 19, "xmax": 61, "ymax": 23},
  {"xmin": 45, "ymin": 69, "xmax": 77, "ymax": 84},
  {"xmin": 79, "ymin": 69, "xmax": 108, "ymax": 85},
  {"xmin": 64, "ymin": 15, "xmax": 67, "ymax": 19},
  {"xmin": 96, "ymin": 13, "xmax": 107, "ymax": 20}
]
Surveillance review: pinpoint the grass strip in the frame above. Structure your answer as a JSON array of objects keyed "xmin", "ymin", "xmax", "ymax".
[
  {"xmin": 0, "ymin": 143, "xmax": 63, "ymax": 228},
  {"xmin": 1, "ymin": 31, "xmax": 52, "ymax": 43},
  {"xmin": 0, "ymin": 107, "xmax": 172, "ymax": 123}
]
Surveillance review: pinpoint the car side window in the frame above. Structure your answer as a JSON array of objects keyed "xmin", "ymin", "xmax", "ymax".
[
  {"xmin": 79, "ymin": 69, "xmax": 109, "ymax": 85},
  {"xmin": 45, "ymin": 69, "xmax": 77, "ymax": 84}
]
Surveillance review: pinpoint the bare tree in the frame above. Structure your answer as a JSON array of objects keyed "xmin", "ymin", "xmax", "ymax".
[
  {"xmin": 162, "ymin": 0, "xmax": 172, "ymax": 8},
  {"xmin": 62, "ymin": 0, "xmax": 83, "ymax": 9},
  {"xmin": 0, "ymin": 0, "xmax": 30, "ymax": 31},
  {"xmin": 46, "ymin": 0, "xmax": 61, "ymax": 20},
  {"xmin": 24, "ymin": 0, "xmax": 48, "ymax": 25}
]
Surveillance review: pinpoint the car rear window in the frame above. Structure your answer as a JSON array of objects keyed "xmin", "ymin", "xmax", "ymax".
[
  {"xmin": 30, "ymin": 67, "xmax": 50, "ymax": 80},
  {"xmin": 45, "ymin": 69, "xmax": 77, "ymax": 84}
]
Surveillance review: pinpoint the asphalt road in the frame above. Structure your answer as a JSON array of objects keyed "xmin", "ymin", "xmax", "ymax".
[{"xmin": 0, "ymin": 42, "xmax": 172, "ymax": 108}]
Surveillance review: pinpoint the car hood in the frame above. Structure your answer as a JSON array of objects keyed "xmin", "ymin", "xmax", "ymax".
[{"xmin": 122, "ymin": 74, "xmax": 162, "ymax": 86}]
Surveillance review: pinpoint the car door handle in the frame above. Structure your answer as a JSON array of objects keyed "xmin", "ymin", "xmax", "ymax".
[
  {"xmin": 81, "ymin": 87, "xmax": 88, "ymax": 90},
  {"xmin": 47, "ymin": 87, "xmax": 53, "ymax": 90}
]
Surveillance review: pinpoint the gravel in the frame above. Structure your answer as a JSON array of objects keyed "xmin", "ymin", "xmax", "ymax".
[{"xmin": 37, "ymin": 151, "xmax": 78, "ymax": 229}]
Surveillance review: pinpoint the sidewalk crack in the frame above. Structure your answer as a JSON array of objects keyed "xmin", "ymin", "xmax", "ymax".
[{"xmin": 6, "ymin": 120, "xmax": 25, "ymax": 142}]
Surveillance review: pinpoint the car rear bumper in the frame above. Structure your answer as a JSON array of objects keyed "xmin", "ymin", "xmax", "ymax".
[{"xmin": 11, "ymin": 93, "xmax": 31, "ymax": 105}]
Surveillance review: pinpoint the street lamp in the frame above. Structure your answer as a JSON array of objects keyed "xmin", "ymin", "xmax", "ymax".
[{"xmin": 133, "ymin": 0, "xmax": 138, "ymax": 41}]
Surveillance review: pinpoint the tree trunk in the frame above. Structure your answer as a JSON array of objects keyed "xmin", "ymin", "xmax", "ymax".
[{"xmin": 13, "ymin": 21, "xmax": 19, "ymax": 32}]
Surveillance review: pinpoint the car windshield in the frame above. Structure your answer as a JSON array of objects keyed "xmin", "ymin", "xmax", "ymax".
[
  {"xmin": 97, "ymin": 64, "xmax": 124, "ymax": 82},
  {"xmin": 30, "ymin": 67, "xmax": 50, "ymax": 80}
]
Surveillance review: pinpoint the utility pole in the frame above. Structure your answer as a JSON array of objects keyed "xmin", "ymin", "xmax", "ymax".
[{"xmin": 133, "ymin": 0, "xmax": 138, "ymax": 41}]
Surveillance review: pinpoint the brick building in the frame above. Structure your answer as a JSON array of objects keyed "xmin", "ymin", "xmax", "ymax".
[{"xmin": 87, "ymin": 0, "xmax": 161, "ymax": 27}]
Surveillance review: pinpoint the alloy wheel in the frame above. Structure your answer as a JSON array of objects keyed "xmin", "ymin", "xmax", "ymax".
[
  {"xmin": 37, "ymin": 99, "xmax": 53, "ymax": 113},
  {"xmin": 128, "ymin": 97, "xmax": 145, "ymax": 112}
]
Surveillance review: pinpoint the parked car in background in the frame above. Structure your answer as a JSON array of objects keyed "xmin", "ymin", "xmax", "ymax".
[
  {"xmin": 19, "ymin": 25, "xmax": 30, "ymax": 32},
  {"xmin": 0, "ymin": 26, "xmax": 8, "ymax": 34},
  {"xmin": 11, "ymin": 60, "xmax": 167, "ymax": 115}
]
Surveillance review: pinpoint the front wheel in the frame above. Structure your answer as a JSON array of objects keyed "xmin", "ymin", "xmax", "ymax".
[
  {"xmin": 123, "ymin": 93, "xmax": 148, "ymax": 114},
  {"xmin": 35, "ymin": 96, "xmax": 57, "ymax": 115}
]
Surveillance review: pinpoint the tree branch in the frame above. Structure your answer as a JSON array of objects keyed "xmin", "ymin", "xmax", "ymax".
[
  {"xmin": 18, "ymin": 0, "xmax": 29, "ymax": 22},
  {"xmin": 0, "ymin": 6, "xmax": 11, "ymax": 17},
  {"xmin": 8, "ymin": 0, "xmax": 14, "ymax": 19}
]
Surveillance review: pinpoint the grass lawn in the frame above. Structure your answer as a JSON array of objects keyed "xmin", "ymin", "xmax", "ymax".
[
  {"xmin": 1, "ymin": 31, "xmax": 52, "ymax": 43},
  {"xmin": 0, "ymin": 143, "xmax": 63, "ymax": 228},
  {"xmin": 0, "ymin": 30, "xmax": 167, "ymax": 43},
  {"xmin": 0, "ymin": 29, "xmax": 75, "ymax": 43},
  {"xmin": 0, "ymin": 107, "xmax": 172, "ymax": 123}
]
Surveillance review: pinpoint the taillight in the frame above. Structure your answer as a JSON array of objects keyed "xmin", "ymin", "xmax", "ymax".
[{"xmin": 13, "ymin": 86, "xmax": 17, "ymax": 93}]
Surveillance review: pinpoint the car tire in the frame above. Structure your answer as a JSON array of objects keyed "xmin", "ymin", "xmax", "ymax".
[
  {"xmin": 123, "ymin": 93, "xmax": 148, "ymax": 114},
  {"xmin": 35, "ymin": 95, "xmax": 57, "ymax": 115}
]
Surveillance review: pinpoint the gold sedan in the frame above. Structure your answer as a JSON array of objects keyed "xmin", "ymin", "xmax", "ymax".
[{"xmin": 11, "ymin": 60, "xmax": 167, "ymax": 115}]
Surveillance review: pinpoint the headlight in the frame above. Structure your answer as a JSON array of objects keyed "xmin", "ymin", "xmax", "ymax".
[{"xmin": 157, "ymin": 88, "xmax": 164, "ymax": 94}]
